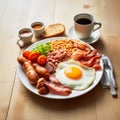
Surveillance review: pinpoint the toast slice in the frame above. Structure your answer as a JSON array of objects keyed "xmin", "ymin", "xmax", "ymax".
[{"xmin": 43, "ymin": 23, "xmax": 65, "ymax": 38}]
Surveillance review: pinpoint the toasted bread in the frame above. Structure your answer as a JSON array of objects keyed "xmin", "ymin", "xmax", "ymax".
[{"xmin": 43, "ymin": 23, "xmax": 65, "ymax": 38}]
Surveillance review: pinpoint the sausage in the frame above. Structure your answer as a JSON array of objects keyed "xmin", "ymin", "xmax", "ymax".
[
  {"xmin": 33, "ymin": 63, "xmax": 50, "ymax": 79},
  {"xmin": 38, "ymin": 86, "xmax": 49, "ymax": 95},
  {"xmin": 17, "ymin": 56, "xmax": 29, "ymax": 65},
  {"xmin": 36, "ymin": 78, "xmax": 49, "ymax": 95},
  {"xmin": 23, "ymin": 62, "xmax": 39, "ymax": 84},
  {"xmin": 36, "ymin": 78, "xmax": 46, "ymax": 89},
  {"xmin": 43, "ymin": 81, "xmax": 71, "ymax": 96},
  {"xmin": 17, "ymin": 56, "xmax": 39, "ymax": 85}
]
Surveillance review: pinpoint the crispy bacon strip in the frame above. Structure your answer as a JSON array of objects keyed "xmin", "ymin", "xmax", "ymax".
[
  {"xmin": 49, "ymin": 75, "xmax": 61, "ymax": 84},
  {"xmin": 71, "ymin": 49, "xmax": 87, "ymax": 61},
  {"xmin": 92, "ymin": 64, "xmax": 102, "ymax": 70},
  {"xmin": 80, "ymin": 55, "xmax": 101, "ymax": 67},
  {"xmin": 43, "ymin": 81, "xmax": 71, "ymax": 96},
  {"xmin": 81, "ymin": 49, "xmax": 97, "ymax": 61}
]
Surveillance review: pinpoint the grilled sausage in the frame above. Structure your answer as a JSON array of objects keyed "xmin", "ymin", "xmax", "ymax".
[
  {"xmin": 17, "ymin": 56, "xmax": 39, "ymax": 84},
  {"xmin": 33, "ymin": 63, "xmax": 50, "ymax": 79}
]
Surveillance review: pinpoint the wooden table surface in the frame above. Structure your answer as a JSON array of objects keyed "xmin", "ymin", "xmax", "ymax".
[{"xmin": 0, "ymin": 0, "xmax": 120, "ymax": 120}]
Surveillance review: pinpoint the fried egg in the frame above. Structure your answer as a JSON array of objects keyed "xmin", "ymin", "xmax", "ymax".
[{"xmin": 56, "ymin": 60, "xmax": 96, "ymax": 90}]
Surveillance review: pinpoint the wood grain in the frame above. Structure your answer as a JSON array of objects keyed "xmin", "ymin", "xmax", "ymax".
[{"xmin": 0, "ymin": 0, "xmax": 120, "ymax": 120}]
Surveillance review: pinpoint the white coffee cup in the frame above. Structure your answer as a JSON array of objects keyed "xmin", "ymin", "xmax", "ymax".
[
  {"xmin": 17, "ymin": 28, "xmax": 33, "ymax": 48},
  {"xmin": 74, "ymin": 13, "xmax": 101, "ymax": 39}
]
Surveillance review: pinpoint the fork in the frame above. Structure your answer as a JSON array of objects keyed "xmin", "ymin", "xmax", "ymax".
[{"xmin": 103, "ymin": 57, "xmax": 117, "ymax": 96}]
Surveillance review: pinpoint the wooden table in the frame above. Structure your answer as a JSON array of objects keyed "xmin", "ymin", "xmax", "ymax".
[{"xmin": 1, "ymin": 0, "xmax": 120, "ymax": 120}]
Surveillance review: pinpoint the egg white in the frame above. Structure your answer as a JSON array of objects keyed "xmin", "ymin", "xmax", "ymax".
[{"xmin": 56, "ymin": 60, "xmax": 96, "ymax": 90}]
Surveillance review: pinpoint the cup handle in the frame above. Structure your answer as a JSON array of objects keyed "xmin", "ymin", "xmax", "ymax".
[
  {"xmin": 93, "ymin": 22, "xmax": 102, "ymax": 32},
  {"xmin": 17, "ymin": 39, "xmax": 25, "ymax": 48}
]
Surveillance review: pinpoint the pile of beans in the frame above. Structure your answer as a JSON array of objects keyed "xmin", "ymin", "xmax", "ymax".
[
  {"xmin": 47, "ymin": 39, "xmax": 76, "ymax": 66},
  {"xmin": 47, "ymin": 49, "xmax": 69, "ymax": 66}
]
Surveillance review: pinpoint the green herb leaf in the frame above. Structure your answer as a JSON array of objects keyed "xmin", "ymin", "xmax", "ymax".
[{"xmin": 31, "ymin": 42, "xmax": 52, "ymax": 55}]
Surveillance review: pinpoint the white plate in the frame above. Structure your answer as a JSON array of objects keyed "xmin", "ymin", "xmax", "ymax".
[
  {"xmin": 67, "ymin": 26, "xmax": 100, "ymax": 44},
  {"xmin": 17, "ymin": 37, "xmax": 103, "ymax": 99}
]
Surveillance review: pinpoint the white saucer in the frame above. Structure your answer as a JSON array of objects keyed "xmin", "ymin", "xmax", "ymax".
[{"xmin": 67, "ymin": 26, "xmax": 100, "ymax": 44}]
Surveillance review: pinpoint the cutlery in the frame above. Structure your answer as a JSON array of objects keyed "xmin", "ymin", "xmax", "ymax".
[{"xmin": 102, "ymin": 55, "xmax": 117, "ymax": 96}]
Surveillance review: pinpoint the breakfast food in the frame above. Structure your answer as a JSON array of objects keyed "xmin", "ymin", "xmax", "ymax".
[
  {"xmin": 33, "ymin": 63, "xmax": 50, "ymax": 79},
  {"xmin": 43, "ymin": 81, "xmax": 71, "ymax": 96},
  {"xmin": 17, "ymin": 38, "xmax": 102, "ymax": 96},
  {"xmin": 17, "ymin": 56, "xmax": 39, "ymax": 85},
  {"xmin": 56, "ymin": 60, "xmax": 96, "ymax": 90},
  {"xmin": 42, "ymin": 23, "xmax": 65, "ymax": 38}
]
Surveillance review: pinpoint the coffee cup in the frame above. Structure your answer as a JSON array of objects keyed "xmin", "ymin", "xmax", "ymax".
[
  {"xmin": 31, "ymin": 21, "xmax": 45, "ymax": 37},
  {"xmin": 74, "ymin": 13, "xmax": 101, "ymax": 39},
  {"xmin": 17, "ymin": 28, "xmax": 33, "ymax": 48}
]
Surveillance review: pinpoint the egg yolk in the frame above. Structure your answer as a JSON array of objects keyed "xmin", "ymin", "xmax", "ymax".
[{"xmin": 64, "ymin": 66, "xmax": 82, "ymax": 80}]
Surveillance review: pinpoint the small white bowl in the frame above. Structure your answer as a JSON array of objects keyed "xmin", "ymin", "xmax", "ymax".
[
  {"xmin": 31, "ymin": 21, "xmax": 45, "ymax": 37},
  {"xmin": 17, "ymin": 28, "xmax": 33, "ymax": 48}
]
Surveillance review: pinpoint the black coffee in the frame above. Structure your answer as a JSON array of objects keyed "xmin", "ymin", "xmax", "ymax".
[{"xmin": 76, "ymin": 18, "xmax": 92, "ymax": 25}]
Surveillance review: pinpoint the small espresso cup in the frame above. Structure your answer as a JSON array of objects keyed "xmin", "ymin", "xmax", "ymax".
[
  {"xmin": 31, "ymin": 21, "xmax": 45, "ymax": 37},
  {"xmin": 17, "ymin": 28, "xmax": 33, "ymax": 48},
  {"xmin": 74, "ymin": 13, "xmax": 101, "ymax": 39}
]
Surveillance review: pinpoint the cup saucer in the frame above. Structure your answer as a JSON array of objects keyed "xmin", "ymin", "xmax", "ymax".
[{"xmin": 67, "ymin": 26, "xmax": 100, "ymax": 44}]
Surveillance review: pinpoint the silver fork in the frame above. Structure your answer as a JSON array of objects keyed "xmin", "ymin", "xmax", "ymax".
[{"xmin": 103, "ymin": 57, "xmax": 117, "ymax": 96}]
